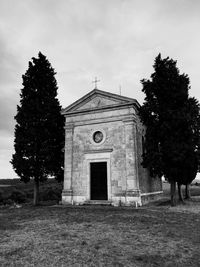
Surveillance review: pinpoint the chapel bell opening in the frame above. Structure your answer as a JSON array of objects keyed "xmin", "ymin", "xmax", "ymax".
[{"xmin": 90, "ymin": 162, "xmax": 108, "ymax": 200}]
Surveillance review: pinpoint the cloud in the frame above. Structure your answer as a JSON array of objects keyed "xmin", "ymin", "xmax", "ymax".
[
  {"xmin": 0, "ymin": 0, "xmax": 200, "ymax": 178},
  {"xmin": 0, "ymin": 92, "xmax": 18, "ymax": 136},
  {"xmin": 0, "ymin": 37, "xmax": 21, "ymax": 135},
  {"xmin": 0, "ymin": 135, "xmax": 16, "ymax": 178}
]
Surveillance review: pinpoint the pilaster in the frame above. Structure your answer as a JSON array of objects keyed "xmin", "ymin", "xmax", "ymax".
[
  {"xmin": 62, "ymin": 123, "xmax": 74, "ymax": 204},
  {"xmin": 124, "ymin": 118, "xmax": 140, "ymax": 204}
]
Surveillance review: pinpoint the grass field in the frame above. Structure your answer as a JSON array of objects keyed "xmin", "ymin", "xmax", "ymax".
[{"xmin": 0, "ymin": 180, "xmax": 200, "ymax": 266}]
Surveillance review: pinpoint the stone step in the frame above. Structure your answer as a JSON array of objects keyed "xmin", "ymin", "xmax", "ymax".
[{"xmin": 83, "ymin": 200, "xmax": 112, "ymax": 206}]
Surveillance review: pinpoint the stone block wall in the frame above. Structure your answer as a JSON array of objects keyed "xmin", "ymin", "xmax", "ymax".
[
  {"xmin": 71, "ymin": 120, "xmax": 128, "ymax": 200},
  {"xmin": 136, "ymin": 121, "xmax": 162, "ymax": 194}
]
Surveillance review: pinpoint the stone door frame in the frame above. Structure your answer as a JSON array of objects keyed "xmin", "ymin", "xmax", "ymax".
[{"xmin": 85, "ymin": 152, "xmax": 111, "ymax": 201}]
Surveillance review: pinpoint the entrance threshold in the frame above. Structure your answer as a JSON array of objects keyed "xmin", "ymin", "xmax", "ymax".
[{"xmin": 83, "ymin": 200, "xmax": 112, "ymax": 206}]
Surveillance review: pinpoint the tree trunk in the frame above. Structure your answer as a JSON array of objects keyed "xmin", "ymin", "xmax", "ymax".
[
  {"xmin": 185, "ymin": 184, "xmax": 191, "ymax": 199},
  {"xmin": 177, "ymin": 183, "xmax": 184, "ymax": 203},
  {"xmin": 33, "ymin": 179, "xmax": 39, "ymax": 206},
  {"xmin": 170, "ymin": 180, "xmax": 176, "ymax": 206}
]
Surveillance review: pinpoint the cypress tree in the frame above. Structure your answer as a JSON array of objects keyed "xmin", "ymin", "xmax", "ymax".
[
  {"xmin": 178, "ymin": 97, "xmax": 200, "ymax": 199},
  {"xmin": 11, "ymin": 52, "xmax": 64, "ymax": 205},
  {"xmin": 140, "ymin": 54, "xmax": 200, "ymax": 206}
]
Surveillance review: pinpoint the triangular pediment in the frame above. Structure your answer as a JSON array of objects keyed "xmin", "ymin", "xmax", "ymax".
[
  {"xmin": 75, "ymin": 95, "xmax": 125, "ymax": 111},
  {"xmin": 61, "ymin": 89, "xmax": 140, "ymax": 115}
]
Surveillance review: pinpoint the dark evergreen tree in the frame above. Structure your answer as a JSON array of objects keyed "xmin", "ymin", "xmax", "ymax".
[
  {"xmin": 140, "ymin": 54, "xmax": 200, "ymax": 206},
  {"xmin": 11, "ymin": 52, "xmax": 64, "ymax": 205},
  {"xmin": 178, "ymin": 97, "xmax": 200, "ymax": 200}
]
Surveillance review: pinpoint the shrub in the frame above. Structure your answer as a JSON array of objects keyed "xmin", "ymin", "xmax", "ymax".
[
  {"xmin": 24, "ymin": 189, "xmax": 33, "ymax": 199},
  {"xmin": 40, "ymin": 187, "xmax": 61, "ymax": 201},
  {"xmin": 0, "ymin": 189, "xmax": 3, "ymax": 203},
  {"xmin": 2, "ymin": 198, "xmax": 13, "ymax": 205},
  {"xmin": 10, "ymin": 190, "xmax": 27, "ymax": 203}
]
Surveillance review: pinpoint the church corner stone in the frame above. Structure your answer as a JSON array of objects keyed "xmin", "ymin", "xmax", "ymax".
[{"xmin": 61, "ymin": 89, "xmax": 162, "ymax": 207}]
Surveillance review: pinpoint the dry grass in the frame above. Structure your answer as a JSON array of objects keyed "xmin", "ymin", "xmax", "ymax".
[{"xmin": 1, "ymin": 200, "xmax": 200, "ymax": 267}]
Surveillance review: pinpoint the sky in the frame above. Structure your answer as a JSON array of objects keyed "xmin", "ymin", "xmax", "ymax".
[{"xmin": 1, "ymin": 0, "xmax": 200, "ymax": 178}]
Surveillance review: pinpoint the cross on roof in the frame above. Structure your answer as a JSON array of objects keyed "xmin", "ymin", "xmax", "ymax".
[{"xmin": 92, "ymin": 77, "xmax": 100, "ymax": 89}]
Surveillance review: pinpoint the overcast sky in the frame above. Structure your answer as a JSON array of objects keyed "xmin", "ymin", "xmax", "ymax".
[{"xmin": 1, "ymin": 0, "xmax": 200, "ymax": 178}]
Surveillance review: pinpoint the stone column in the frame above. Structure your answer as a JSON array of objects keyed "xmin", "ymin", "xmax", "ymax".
[
  {"xmin": 124, "ymin": 118, "xmax": 140, "ymax": 205},
  {"xmin": 62, "ymin": 123, "xmax": 74, "ymax": 204}
]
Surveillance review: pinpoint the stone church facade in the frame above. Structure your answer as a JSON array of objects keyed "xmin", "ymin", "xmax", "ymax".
[{"xmin": 61, "ymin": 89, "xmax": 162, "ymax": 206}]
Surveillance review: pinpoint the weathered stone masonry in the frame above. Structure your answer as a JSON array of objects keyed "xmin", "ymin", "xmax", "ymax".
[{"xmin": 61, "ymin": 89, "xmax": 162, "ymax": 206}]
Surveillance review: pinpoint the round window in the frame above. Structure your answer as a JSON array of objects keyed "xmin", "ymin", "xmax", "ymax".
[{"xmin": 93, "ymin": 131, "xmax": 103, "ymax": 143}]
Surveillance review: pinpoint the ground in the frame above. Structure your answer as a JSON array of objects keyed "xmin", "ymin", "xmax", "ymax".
[{"xmin": 0, "ymin": 180, "xmax": 200, "ymax": 266}]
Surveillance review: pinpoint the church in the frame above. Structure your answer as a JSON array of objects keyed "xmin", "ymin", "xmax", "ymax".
[{"xmin": 61, "ymin": 88, "xmax": 162, "ymax": 206}]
